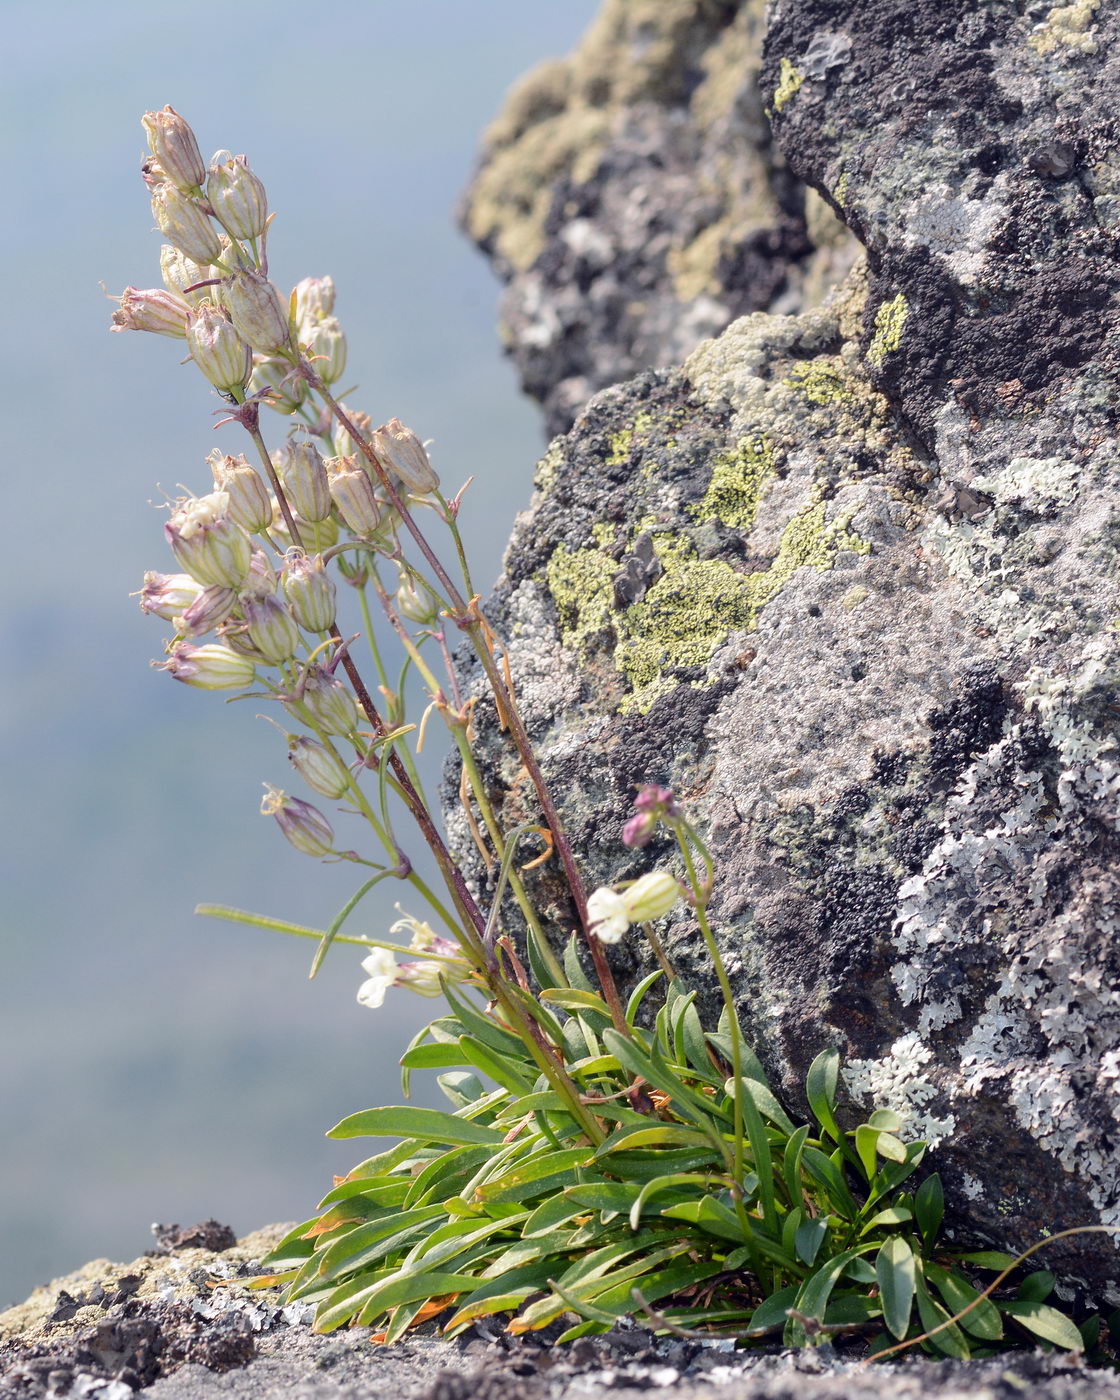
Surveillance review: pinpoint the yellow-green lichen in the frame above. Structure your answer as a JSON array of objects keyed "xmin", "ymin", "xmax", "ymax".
[
  {"xmin": 534, "ymin": 440, "xmax": 565, "ymax": 496},
  {"xmin": 772, "ymin": 58, "xmax": 804, "ymax": 113},
  {"xmin": 1029, "ymin": 0, "xmax": 1100, "ymax": 55},
  {"xmin": 607, "ymin": 411, "xmax": 655, "ymax": 466},
  {"xmin": 867, "ymin": 293, "xmax": 909, "ymax": 368},
  {"xmin": 787, "ymin": 363, "xmax": 854, "ymax": 407},
  {"xmin": 545, "ymin": 543, "xmax": 616, "ymax": 651},
  {"xmin": 691, "ymin": 436, "xmax": 776, "ymax": 530},
  {"xmin": 833, "ymin": 172, "xmax": 850, "ymax": 209},
  {"xmin": 547, "ymin": 496, "xmax": 870, "ymax": 715}
]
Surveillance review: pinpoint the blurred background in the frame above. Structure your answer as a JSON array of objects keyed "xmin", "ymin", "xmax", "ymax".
[{"xmin": 1, "ymin": 0, "xmax": 600, "ymax": 1306}]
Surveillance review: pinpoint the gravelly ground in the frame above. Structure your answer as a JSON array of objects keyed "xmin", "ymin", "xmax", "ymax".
[{"xmin": 2, "ymin": 1223, "xmax": 1119, "ymax": 1400}]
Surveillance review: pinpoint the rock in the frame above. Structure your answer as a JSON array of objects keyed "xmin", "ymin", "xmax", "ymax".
[
  {"xmin": 460, "ymin": 0, "xmax": 859, "ymax": 437},
  {"xmin": 449, "ymin": 2, "xmax": 1120, "ymax": 1299}
]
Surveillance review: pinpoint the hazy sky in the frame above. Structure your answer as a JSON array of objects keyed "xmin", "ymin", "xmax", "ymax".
[{"xmin": 1, "ymin": 0, "xmax": 600, "ymax": 1304}]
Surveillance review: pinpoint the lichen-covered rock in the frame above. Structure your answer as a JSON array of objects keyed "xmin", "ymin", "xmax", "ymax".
[
  {"xmin": 452, "ymin": 0, "xmax": 1120, "ymax": 1294},
  {"xmin": 460, "ymin": 0, "xmax": 858, "ymax": 437}
]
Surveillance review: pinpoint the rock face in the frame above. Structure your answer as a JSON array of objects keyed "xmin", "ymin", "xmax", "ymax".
[
  {"xmin": 459, "ymin": 0, "xmax": 858, "ymax": 437},
  {"xmin": 456, "ymin": 1, "xmax": 1120, "ymax": 1297}
]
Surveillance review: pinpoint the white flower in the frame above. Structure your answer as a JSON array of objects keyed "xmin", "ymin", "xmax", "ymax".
[
  {"xmin": 587, "ymin": 887, "xmax": 631, "ymax": 944},
  {"xmin": 357, "ymin": 947, "xmax": 399, "ymax": 1008}
]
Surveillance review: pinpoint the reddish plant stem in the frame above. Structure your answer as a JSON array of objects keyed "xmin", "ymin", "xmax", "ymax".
[
  {"xmin": 244, "ymin": 421, "xmax": 489, "ymax": 943},
  {"xmin": 305, "ymin": 374, "xmax": 628, "ymax": 1032}
]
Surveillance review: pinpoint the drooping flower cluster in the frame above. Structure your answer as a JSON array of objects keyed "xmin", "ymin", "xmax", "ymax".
[{"xmin": 119, "ymin": 107, "xmax": 447, "ymax": 879}]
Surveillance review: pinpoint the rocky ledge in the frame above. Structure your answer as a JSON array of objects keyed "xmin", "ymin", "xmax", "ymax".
[{"xmin": 2, "ymin": 1223, "xmax": 1119, "ymax": 1400}]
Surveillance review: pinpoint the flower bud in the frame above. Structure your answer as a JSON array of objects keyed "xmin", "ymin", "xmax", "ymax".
[
  {"xmin": 141, "ymin": 106, "xmax": 205, "ymax": 192},
  {"xmin": 139, "ymin": 571, "xmax": 204, "ymax": 620},
  {"xmin": 332, "ymin": 405, "xmax": 372, "ymax": 462},
  {"xmin": 151, "ymin": 182, "xmax": 222, "ymax": 266},
  {"xmin": 371, "ymin": 418, "xmax": 439, "ymax": 494},
  {"xmin": 207, "ymin": 451, "xmax": 272, "ymax": 533},
  {"xmin": 287, "ymin": 735, "xmax": 351, "ymax": 800},
  {"xmin": 223, "ymin": 268, "xmax": 293, "ymax": 355},
  {"xmin": 304, "ymin": 316, "xmax": 347, "ymax": 384},
  {"xmin": 396, "ymin": 571, "xmax": 438, "ymax": 625},
  {"xmin": 110, "ymin": 286, "xmax": 190, "ymax": 338},
  {"xmin": 185, "ymin": 301, "xmax": 252, "ymax": 394},
  {"xmin": 274, "ymin": 440, "xmax": 332, "ymax": 522},
  {"xmin": 260, "ymin": 783, "xmax": 335, "ymax": 858},
  {"xmin": 281, "ymin": 552, "xmax": 337, "ymax": 632},
  {"xmin": 249, "ymin": 354, "xmax": 307, "ymax": 413},
  {"xmin": 587, "ymin": 887, "xmax": 630, "ymax": 945},
  {"xmin": 292, "ymin": 275, "xmax": 335, "ymax": 329},
  {"xmin": 165, "ymin": 492, "xmax": 252, "ymax": 589},
  {"xmin": 161, "ymin": 640, "xmax": 256, "ymax": 689},
  {"xmin": 327, "ymin": 456, "xmax": 382, "ymax": 536},
  {"xmin": 296, "ymin": 665, "xmax": 359, "ymax": 736},
  {"xmin": 160, "ymin": 244, "xmax": 212, "ymax": 308},
  {"xmin": 243, "ymin": 547, "xmax": 278, "ymax": 599},
  {"xmin": 206, "ymin": 150, "xmax": 267, "ymax": 240},
  {"xmin": 621, "ymin": 812, "xmax": 656, "ymax": 849},
  {"xmin": 176, "ymin": 583, "xmax": 237, "ymax": 636},
  {"xmin": 241, "ymin": 593, "xmax": 302, "ymax": 664},
  {"xmin": 623, "ymin": 870, "xmax": 681, "ymax": 923}
]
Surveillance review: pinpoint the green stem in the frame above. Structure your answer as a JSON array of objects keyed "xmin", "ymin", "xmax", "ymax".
[{"xmin": 674, "ymin": 828, "xmax": 747, "ymax": 1215}]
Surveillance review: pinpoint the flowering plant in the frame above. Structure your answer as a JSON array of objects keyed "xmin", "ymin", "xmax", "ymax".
[{"xmin": 112, "ymin": 107, "xmax": 1111, "ymax": 1362}]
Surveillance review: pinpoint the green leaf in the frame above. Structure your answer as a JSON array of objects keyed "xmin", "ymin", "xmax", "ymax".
[
  {"xmin": 957, "ymin": 1250, "xmax": 1017, "ymax": 1270},
  {"xmin": 736, "ymin": 1072, "xmax": 779, "ymax": 1235},
  {"xmin": 459, "ymin": 1035, "xmax": 537, "ymax": 1095},
  {"xmin": 825, "ymin": 1292, "xmax": 883, "ymax": 1326},
  {"xmin": 328, "ymin": 1105, "xmax": 503, "ymax": 1147},
  {"xmin": 442, "ymin": 982, "xmax": 527, "ymax": 1058},
  {"xmin": 782, "ymin": 1123, "xmax": 811, "ymax": 1208},
  {"xmin": 596, "ymin": 1123, "xmax": 713, "ymax": 1154},
  {"xmin": 747, "ymin": 1284, "xmax": 798, "ymax": 1334},
  {"xmin": 876, "ymin": 1236, "xmax": 916, "ymax": 1340},
  {"xmin": 564, "ymin": 933, "xmax": 594, "ymax": 992},
  {"xmin": 661, "ymin": 1195, "xmax": 746, "ymax": 1244},
  {"xmin": 924, "ymin": 1262, "xmax": 1003, "ymax": 1341},
  {"xmin": 475, "ymin": 1147, "xmax": 594, "ymax": 1205},
  {"xmin": 1001, "ymin": 1300, "xmax": 1083, "ymax": 1351},
  {"xmin": 805, "ymin": 1048, "xmax": 842, "ymax": 1143},
  {"xmin": 914, "ymin": 1271, "xmax": 970, "ymax": 1358},
  {"xmin": 1017, "ymin": 1269, "xmax": 1056, "ymax": 1303},
  {"xmin": 351, "ymin": 1271, "xmax": 486, "ymax": 1329},
  {"xmin": 403, "ymin": 1146, "xmax": 492, "ymax": 1208},
  {"xmin": 860, "ymin": 1206, "xmax": 913, "ymax": 1233},
  {"xmin": 564, "ymin": 1180, "xmax": 642, "ymax": 1217},
  {"xmin": 628, "ymin": 1173, "xmax": 720, "ymax": 1231},
  {"xmin": 914, "ymin": 1173, "xmax": 944, "ymax": 1248},
  {"xmin": 399, "ymin": 1041, "xmax": 470, "ymax": 1071},
  {"xmin": 311, "ymin": 1207, "xmax": 447, "ymax": 1287},
  {"xmin": 866, "ymin": 1108, "xmax": 903, "ymax": 1133},
  {"xmin": 437, "ymin": 1071, "xmax": 488, "ymax": 1110},
  {"xmin": 680, "ymin": 998, "xmax": 712, "ymax": 1075},
  {"xmin": 788, "ymin": 1246, "xmax": 878, "ymax": 1345},
  {"xmin": 625, "ymin": 969, "xmax": 664, "ymax": 1026},
  {"xmin": 729, "ymin": 1075, "xmax": 797, "ymax": 1135},
  {"xmin": 795, "ymin": 1216, "xmax": 828, "ymax": 1267},
  {"xmin": 442, "ymin": 1263, "xmax": 556, "ymax": 1334},
  {"xmin": 801, "ymin": 1145, "xmax": 859, "ymax": 1220}
]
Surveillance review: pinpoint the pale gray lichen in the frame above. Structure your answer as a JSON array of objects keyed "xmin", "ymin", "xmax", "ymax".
[{"xmin": 842, "ymin": 1033, "xmax": 956, "ymax": 1146}]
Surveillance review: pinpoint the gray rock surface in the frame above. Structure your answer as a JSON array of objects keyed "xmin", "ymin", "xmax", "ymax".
[
  {"xmin": 449, "ymin": 0, "xmax": 1120, "ymax": 1301},
  {"xmin": 5, "ymin": 1236, "xmax": 1119, "ymax": 1400},
  {"xmin": 460, "ymin": 0, "xmax": 858, "ymax": 436}
]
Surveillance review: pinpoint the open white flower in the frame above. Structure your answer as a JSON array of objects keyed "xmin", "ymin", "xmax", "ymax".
[
  {"xmin": 356, "ymin": 947, "xmax": 399, "ymax": 1009},
  {"xmin": 587, "ymin": 887, "xmax": 631, "ymax": 944}
]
